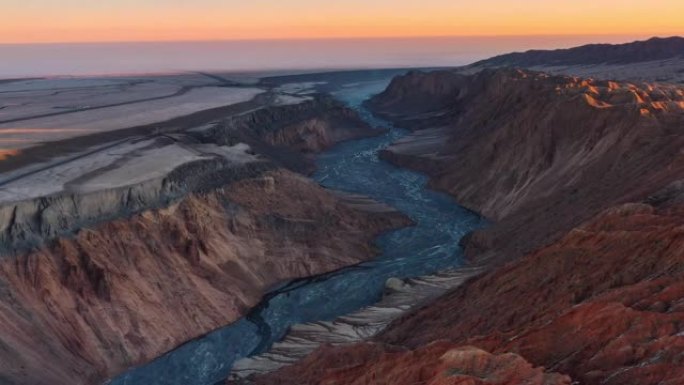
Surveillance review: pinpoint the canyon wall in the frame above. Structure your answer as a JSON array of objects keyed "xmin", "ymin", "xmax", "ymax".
[
  {"xmin": 252, "ymin": 69, "xmax": 684, "ymax": 385},
  {"xmin": 197, "ymin": 95, "xmax": 382, "ymax": 174},
  {"xmin": 250, "ymin": 341, "xmax": 571, "ymax": 385},
  {"xmin": 253, "ymin": 195, "xmax": 684, "ymax": 385},
  {"xmin": 0, "ymin": 98, "xmax": 408, "ymax": 385},
  {"xmin": 370, "ymin": 68, "xmax": 684, "ymax": 262}
]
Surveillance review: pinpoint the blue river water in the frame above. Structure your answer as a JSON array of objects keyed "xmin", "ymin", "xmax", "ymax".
[{"xmin": 108, "ymin": 77, "xmax": 483, "ymax": 385}]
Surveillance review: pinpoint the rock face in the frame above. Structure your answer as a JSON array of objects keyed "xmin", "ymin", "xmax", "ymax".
[
  {"xmin": 246, "ymin": 341, "xmax": 571, "ymax": 385},
  {"xmin": 0, "ymin": 98, "xmax": 408, "ymax": 385},
  {"xmin": 252, "ymin": 151, "xmax": 684, "ymax": 385},
  {"xmin": 373, "ymin": 197, "xmax": 684, "ymax": 385},
  {"xmin": 198, "ymin": 95, "xmax": 384, "ymax": 174},
  {"xmin": 253, "ymin": 68, "xmax": 684, "ymax": 385},
  {"xmin": 0, "ymin": 95, "xmax": 380, "ymax": 256},
  {"xmin": 0, "ymin": 139, "xmax": 272, "ymax": 255},
  {"xmin": 370, "ymin": 68, "xmax": 684, "ymax": 262},
  {"xmin": 0, "ymin": 170, "xmax": 408, "ymax": 385}
]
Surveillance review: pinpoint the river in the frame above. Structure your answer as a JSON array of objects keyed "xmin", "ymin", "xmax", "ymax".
[{"xmin": 109, "ymin": 73, "xmax": 483, "ymax": 385}]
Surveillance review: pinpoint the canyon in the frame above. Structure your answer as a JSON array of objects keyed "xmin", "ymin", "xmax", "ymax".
[
  {"xmin": 0, "ymin": 88, "xmax": 410, "ymax": 385},
  {"xmin": 371, "ymin": 68, "xmax": 684, "ymax": 262},
  {"xmin": 1, "ymin": 36, "xmax": 684, "ymax": 385},
  {"xmin": 249, "ymin": 47, "xmax": 684, "ymax": 384}
]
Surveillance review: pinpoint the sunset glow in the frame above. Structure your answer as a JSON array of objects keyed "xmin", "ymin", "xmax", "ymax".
[{"xmin": 2, "ymin": 0, "xmax": 683, "ymax": 44}]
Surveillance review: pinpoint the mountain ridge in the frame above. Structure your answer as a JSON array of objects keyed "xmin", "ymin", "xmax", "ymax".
[{"xmin": 473, "ymin": 36, "xmax": 684, "ymax": 67}]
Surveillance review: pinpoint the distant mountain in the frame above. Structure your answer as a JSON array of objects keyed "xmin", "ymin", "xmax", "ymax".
[{"xmin": 474, "ymin": 36, "xmax": 684, "ymax": 67}]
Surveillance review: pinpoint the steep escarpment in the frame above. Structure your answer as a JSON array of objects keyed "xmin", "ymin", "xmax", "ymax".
[
  {"xmin": 0, "ymin": 140, "xmax": 272, "ymax": 255},
  {"xmin": 0, "ymin": 97, "xmax": 408, "ymax": 385},
  {"xmin": 370, "ymin": 68, "xmax": 684, "ymax": 262},
  {"xmin": 252, "ymin": 68, "xmax": 684, "ymax": 385},
  {"xmin": 248, "ymin": 341, "xmax": 571, "ymax": 385},
  {"xmin": 373, "ymin": 194, "xmax": 684, "ymax": 384},
  {"xmin": 0, "ymin": 170, "xmax": 408, "ymax": 385},
  {"xmin": 0, "ymin": 95, "xmax": 379, "ymax": 256},
  {"xmin": 196, "ymin": 95, "xmax": 383, "ymax": 174},
  {"xmin": 256, "ymin": 193, "xmax": 684, "ymax": 385}
]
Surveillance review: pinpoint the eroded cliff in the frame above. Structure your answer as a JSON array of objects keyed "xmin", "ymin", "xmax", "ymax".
[
  {"xmin": 197, "ymin": 95, "xmax": 383, "ymax": 174},
  {"xmin": 250, "ymin": 68, "xmax": 684, "ymax": 385},
  {"xmin": 0, "ymin": 170, "xmax": 407, "ymax": 385},
  {"xmin": 375, "ymin": 195, "xmax": 684, "ymax": 384},
  {"xmin": 0, "ymin": 97, "xmax": 408, "ymax": 385},
  {"xmin": 247, "ymin": 341, "xmax": 571, "ymax": 385},
  {"xmin": 370, "ymin": 68, "xmax": 684, "ymax": 262},
  {"xmin": 254, "ymin": 195, "xmax": 684, "ymax": 385}
]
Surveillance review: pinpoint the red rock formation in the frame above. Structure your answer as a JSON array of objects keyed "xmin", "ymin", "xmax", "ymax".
[
  {"xmin": 255, "ymin": 196, "xmax": 684, "ymax": 385},
  {"xmin": 0, "ymin": 170, "xmax": 408, "ymax": 385},
  {"xmin": 373, "ymin": 199, "xmax": 684, "ymax": 384},
  {"xmin": 252, "ymin": 70, "xmax": 684, "ymax": 385},
  {"xmin": 371, "ymin": 69, "xmax": 684, "ymax": 262},
  {"xmin": 246, "ymin": 341, "xmax": 570, "ymax": 385}
]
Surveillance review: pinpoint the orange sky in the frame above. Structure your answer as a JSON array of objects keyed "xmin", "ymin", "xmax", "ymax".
[{"xmin": 1, "ymin": 0, "xmax": 683, "ymax": 44}]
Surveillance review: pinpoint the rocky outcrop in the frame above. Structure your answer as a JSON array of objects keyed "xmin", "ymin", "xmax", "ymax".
[
  {"xmin": 370, "ymin": 68, "xmax": 684, "ymax": 262},
  {"xmin": 372, "ymin": 195, "xmax": 684, "ymax": 385},
  {"xmin": 254, "ymin": 184, "xmax": 684, "ymax": 385},
  {"xmin": 196, "ymin": 95, "xmax": 383, "ymax": 174},
  {"xmin": 0, "ymin": 96, "xmax": 407, "ymax": 385},
  {"xmin": 252, "ymin": 68, "xmax": 684, "ymax": 385},
  {"xmin": 0, "ymin": 95, "xmax": 380, "ymax": 256},
  {"xmin": 0, "ymin": 170, "xmax": 409, "ymax": 385},
  {"xmin": 0, "ymin": 141, "xmax": 272, "ymax": 255},
  {"xmin": 246, "ymin": 341, "xmax": 571, "ymax": 385}
]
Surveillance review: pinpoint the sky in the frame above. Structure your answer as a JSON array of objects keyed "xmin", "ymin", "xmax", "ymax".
[{"xmin": 2, "ymin": 0, "xmax": 683, "ymax": 43}]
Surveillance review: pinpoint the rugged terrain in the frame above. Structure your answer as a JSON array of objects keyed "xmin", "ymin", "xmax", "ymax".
[
  {"xmin": 250, "ymin": 64, "xmax": 684, "ymax": 384},
  {"xmin": 371, "ymin": 68, "xmax": 684, "ymax": 262},
  {"xmin": 250, "ymin": 341, "xmax": 571, "ymax": 385},
  {"xmin": 0, "ymin": 94, "xmax": 409, "ymax": 385},
  {"xmin": 253, "ymin": 196, "xmax": 684, "ymax": 385},
  {"xmin": 196, "ymin": 95, "xmax": 380, "ymax": 174}
]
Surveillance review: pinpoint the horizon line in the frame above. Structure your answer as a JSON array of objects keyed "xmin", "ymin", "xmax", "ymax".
[{"xmin": 0, "ymin": 33, "xmax": 679, "ymax": 46}]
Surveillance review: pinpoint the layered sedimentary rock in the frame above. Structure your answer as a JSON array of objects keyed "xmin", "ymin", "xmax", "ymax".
[
  {"xmin": 248, "ymin": 341, "xmax": 571, "ymax": 385},
  {"xmin": 0, "ymin": 98, "xmax": 407, "ymax": 385},
  {"xmin": 373, "ymin": 196, "xmax": 684, "ymax": 385},
  {"xmin": 0, "ymin": 170, "xmax": 407, "ymax": 385},
  {"xmin": 197, "ymin": 95, "xmax": 383, "ymax": 174},
  {"xmin": 370, "ymin": 68, "xmax": 684, "ymax": 262},
  {"xmin": 255, "ymin": 194, "xmax": 684, "ymax": 385},
  {"xmin": 0, "ymin": 95, "xmax": 380, "ymax": 255},
  {"xmin": 253, "ymin": 68, "xmax": 684, "ymax": 385},
  {"xmin": 0, "ymin": 138, "xmax": 271, "ymax": 255}
]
